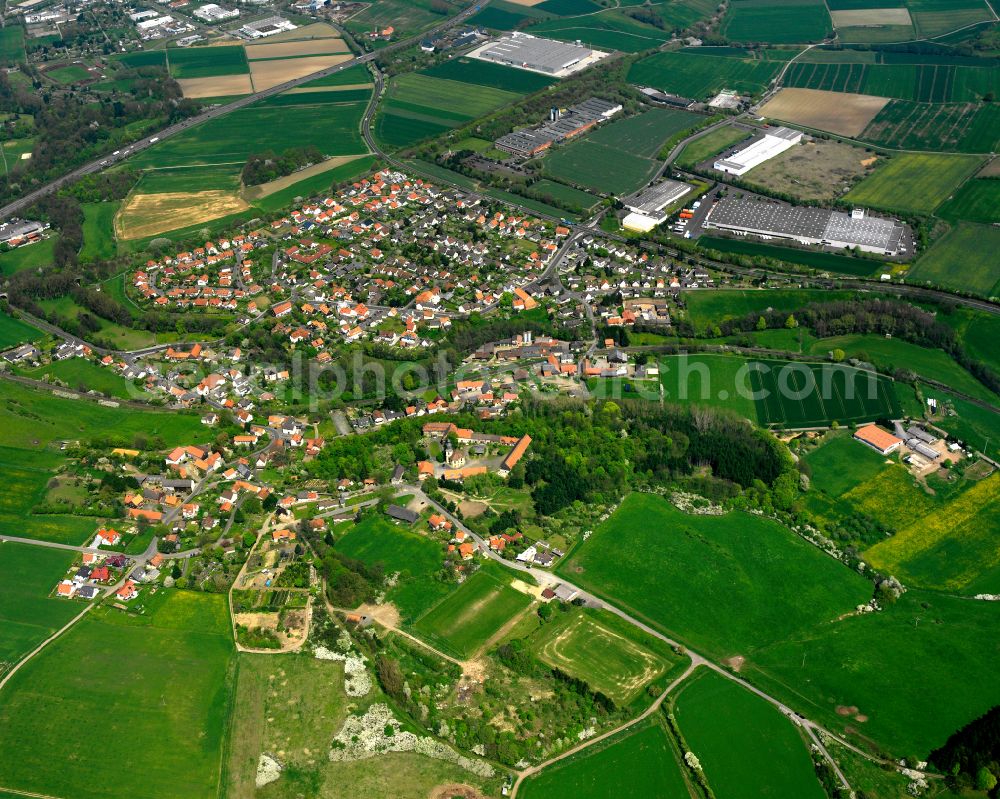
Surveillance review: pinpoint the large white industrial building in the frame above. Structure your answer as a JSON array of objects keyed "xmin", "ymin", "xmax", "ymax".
[
  {"xmin": 714, "ymin": 127, "xmax": 802, "ymax": 176},
  {"xmin": 471, "ymin": 32, "xmax": 606, "ymax": 76}
]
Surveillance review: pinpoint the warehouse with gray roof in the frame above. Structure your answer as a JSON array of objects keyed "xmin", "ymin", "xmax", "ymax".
[
  {"xmin": 703, "ymin": 196, "xmax": 907, "ymax": 255},
  {"xmin": 473, "ymin": 32, "xmax": 604, "ymax": 75}
]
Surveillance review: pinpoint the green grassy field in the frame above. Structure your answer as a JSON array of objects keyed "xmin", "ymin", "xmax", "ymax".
[
  {"xmin": 629, "ymin": 50, "xmax": 783, "ymax": 99},
  {"xmin": 0, "ymin": 311, "xmax": 42, "ymax": 348},
  {"xmin": 673, "ymin": 669, "xmax": 825, "ymax": 799},
  {"xmin": 938, "ymin": 178, "xmax": 1000, "ymax": 224},
  {"xmin": 808, "ymin": 334, "xmax": 997, "ymax": 403},
  {"xmin": 0, "ymin": 136, "xmax": 34, "ymax": 176},
  {"xmin": 0, "ymin": 379, "xmax": 204, "ymax": 451},
  {"xmin": 251, "ymin": 154, "xmax": 377, "ymax": 213},
  {"xmin": 79, "ymin": 201, "xmax": 118, "ymax": 261},
  {"xmin": 557, "ymin": 493, "xmax": 872, "ymax": 660},
  {"xmin": 524, "ymin": 8, "xmax": 676, "ymax": 52},
  {"xmin": 723, "ymin": 0, "xmax": 832, "ymax": 43},
  {"xmin": 412, "ymin": 567, "xmax": 532, "ymax": 659},
  {"xmin": 335, "ymin": 514, "xmax": 452, "ymax": 622},
  {"xmin": 421, "ymin": 57, "xmax": 556, "ymax": 93},
  {"xmin": 844, "ymin": 153, "xmax": 983, "ymax": 215},
  {"xmin": 543, "ymin": 138, "xmax": 657, "ymax": 195},
  {"xmin": 0, "ymin": 237, "xmax": 55, "ymax": 275},
  {"xmin": 529, "ymin": 609, "xmax": 683, "ymax": 705},
  {"xmin": 0, "ymin": 542, "xmax": 79, "ymax": 670},
  {"xmin": 659, "ymin": 353, "xmax": 760, "ymax": 421},
  {"xmin": 803, "ymin": 431, "xmax": 893, "ymax": 498},
  {"xmin": 676, "ymin": 125, "xmax": 752, "ymax": 168},
  {"xmin": 746, "ymin": 587, "xmax": 1000, "ymax": 757},
  {"xmin": 698, "ymin": 235, "xmax": 883, "ymax": 277},
  {"xmin": 45, "ymin": 64, "xmax": 89, "ymax": 84},
  {"xmin": 528, "ymin": 179, "xmax": 600, "ymax": 212},
  {"xmin": 750, "ymin": 358, "xmax": 901, "ymax": 427},
  {"xmin": 682, "ymin": 288, "xmax": 858, "ymax": 328},
  {"xmin": 0, "ymin": 590, "xmax": 233, "ymax": 799},
  {"xmin": 863, "ymin": 473, "xmax": 1000, "ymax": 592},
  {"xmin": 343, "ymin": 0, "xmax": 455, "ymax": 40},
  {"xmin": 585, "ymin": 108, "xmax": 703, "ymax": 159},
  {"xmin": 0, "ymin": 26, "xmax": 26, "ymax": 63},
  {"xmin": 167, "ymin": 44, "xmax": 249, "ymax": 78},
  {"xmin": 20, "ymin": 358, "xmax": 139, "ymax": 400},
  {"xmin": 908, "ymin": 222, "xmax": 1000, "ymax": 298},
  {"xmin": 520, "ymin": 719, "xmax": 690, "ymax": 799}
]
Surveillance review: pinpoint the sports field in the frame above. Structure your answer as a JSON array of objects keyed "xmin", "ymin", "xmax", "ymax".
[
  {"xmin": 629, "ymin": 50, "xmax": 783, "ymax": 99},
  {"xmin": 938, "ymin": 178, "xmax": 1000, "ymax": 224},
  {"xmin": 722, "ymin": 0, "xmax": 832, "ymax": 43},
  {"xmin": 520, "ymin": 720, "xmax": 690, "ymax": 799},
  {"xmin": 557, "ymin": 493, "xmax": 872, "ymax": 659},
  {"xmin": 0, "ymin": 542, "xmax": 79, "ymax": 671},
  {"xmin": 529, "ymin": 610, "xmax": 681, "ymax": 704},
  {"xmin": 908, "ymin": 222, "xmax": 1000, "ymax": 298},
  {"xmin": 749, "ymin": 359, "xmax": 901, "ymax": 428},
  {"xmin": 0, "ymin": 590, "xmax": 233, "ymax": 799},
  {"xmin": 0, "ymin": 311, "xmax": 42, "ymax": 348},
  {"xmin": 673, "ymin": 670, "xmax": 826, "ymax": 799},
  {"xmin": 412, "ymin": 568, "xmax": 532, "ymax": 659},
  {"xmin": 844, "ymin": 152, "xmax": 983, "ymax": 215},
  {"xmin": 659, "ymin": 353, "xmax": 760, "ymax": 421}
]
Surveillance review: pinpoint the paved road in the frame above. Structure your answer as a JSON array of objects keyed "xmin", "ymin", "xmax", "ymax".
[{"xmin": 0, "ymin": 1, "xmax": 490, "ymax": 221}]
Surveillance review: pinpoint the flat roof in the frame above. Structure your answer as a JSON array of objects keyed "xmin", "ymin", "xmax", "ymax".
[
  {"xmin": 479, "ymin": 32, "xmax": 592, "ymax": 73},
  {"xmin": 623, "ymin": 179, "xmax": 691, "ymax": 214}
]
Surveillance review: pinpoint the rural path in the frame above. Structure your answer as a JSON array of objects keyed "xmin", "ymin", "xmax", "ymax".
[
  {"xmin": 0, "ymin": 0, "xmax": 492, "ymax": 221},
  {"xmin": 0, "ymin": 604, "xmax": 93, "ymax": 695},
  {"xmin": 510, "ymin": 660, "xmax": 699, "ymax": 798}
]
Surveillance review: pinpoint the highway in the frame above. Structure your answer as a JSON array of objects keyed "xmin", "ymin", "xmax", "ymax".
[{"xmin": 0, "ymin": 0, "xmax": 490, "ymax": 221}]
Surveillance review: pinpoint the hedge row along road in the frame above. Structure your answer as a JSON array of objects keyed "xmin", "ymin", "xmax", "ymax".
[{"xmin": 0, "ymin": 0, "xmax": 491, "ymax": 221}]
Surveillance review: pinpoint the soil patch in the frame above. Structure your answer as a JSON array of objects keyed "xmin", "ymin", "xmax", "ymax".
[
  {"xmin": 245, "ymin": 37, "xmax": 349, "ymax": 60},
  {"xmin": 831, "ymin": 8, "xmax": 912, "ymax": 27},
  {"xmin": 760, "ymin": 88, "xmax": 890, "ymax": 138},
  {"xmin": 429, "ymin": 785, "xmax": 487, "ymax": 799},
  {"xmin": 249, "ymin": 54, "xmax": 353, "ymax": 91},
  {"xmin": 177, "ymin": 73, "xmax": 253, "ymax": 98},
  {"xmin": 116, "ymin": 189, "xmax": 250, "ymax": 240}
]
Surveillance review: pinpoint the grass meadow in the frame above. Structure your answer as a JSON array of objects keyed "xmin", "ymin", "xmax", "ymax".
[
  {"xmin": 0, "ymin": 590, "xmax": 234, "ymax": 799},
  {"xmin": 79, "ymin": 201, "xmax": 119, "ymax": 261},
  {"xmin": 335, "ymin": 514, "xmax": 452, "ymax": 622},
  {"xmin": 672, "ymin": 669, "xmax": 825, "ymax": 799},
  {"xmin": 0, "ymin": 311, "xmax": 42, "ymax": 348},
  {"xmin": 682, "ymin": 288, "xmax": 858, "ymax": 328},
  {"xmin": 698, "ymin": 235, "xmax": 882, "ymax": 277},
  {"xmin": 844, "ymin": 153, "xmax": 983, "ymax": 215},
  {"xmin": 658, "ymin": 353, "xmax": 760, "ymax": 421},
  {"xmin": 412, "ymin": 567, "xmax": 532, "ymax": 659},
  {"xmin": 20, "ymin": 358, "xmax": 139, "ymax": 400},
  {"xmin": 520, "ymin": 719, "xmax": 690, "ymax": 799},
  {"xmin": 557, "ymin": 493, "xmax": 872, "ymax": 659},
  {"xmin": 938, "ymin": 178, "xmax": 1000, "ymax": 224},
  {"xmin": 0, "ymin": 542, "xmax": 79, "ymax": 670},
  {"xmin": 908, "ymin": 222, "xmax": 1000, "ymax": 298},
  {"xmin": 629, "ymin": 50, "xmax": 784, "ymax": 98},
  {"xmin": 676, "ymin": 125, "xmax": 752, "ymax": 168},
  {"xmin": 0, "ymin": 237, "xmax": 56, "ymax": 275},
  {"xmin": 803, "ymin": 432, "xmax": 892, "ymax": 498}
]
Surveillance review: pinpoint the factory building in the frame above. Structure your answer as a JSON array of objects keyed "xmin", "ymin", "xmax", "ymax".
[
  {"xmin": 714, "ymin": 127, "xmax": 802, "ymax": 176},
  {"xmin": 495, "ymin": 97, "xmax": 622, "ymax": 158},
  {"xmin": 620, "ymin": 180, "xmax": 693, "ymax": 232},
  {"xmin": 477, "ymin": 32, "xmax": 593, "ymax": 75}
]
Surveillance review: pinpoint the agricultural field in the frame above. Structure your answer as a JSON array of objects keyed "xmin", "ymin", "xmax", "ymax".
[
  {"xmin": 908, "ymin": 222, "xmax": 1000, "ymax": 297},
  {"xmin": 528, "ymin": 609, "xmax": 684, "ymax": 705},
  {"xmin": 343, "ymin": 0, "xmax": 460, "ymax": 42},
  {"xmin": 557, "ymin": 493, "xmax": 872, "ymax": 660},
  {"xmin": 807, "ymin": 333, "xmax": 998, "ymax": 404},
  {"xmin": 0, "ymin": 310, "xmax": 42, "ymax": 348},
  {"xmin": 803, "ymin": 431, "xmax": 893, "ymax": 499},
  {"xmin": 746, "ymin": 587, "xmax": 1000, "ymax": 756},
  {"xmin": 742, "ymin": 137, "xmax": 877, "ymax": 202},
  {"xmin": 864, "ymin": 472, "xmax": 1000, "ymax": 592},
  {"xmin": 0, "ymin": 542, "xmax": 79, "ymax": 671},
  {"xmin": 0, "ymin": 26, "xmax": 26, "ymax": 63},
  {"xmin": 0, "ymin": 379, "xmax": 204, "ymax": 451},
  {"xmin": 628, "ymin": 50, "xmax": 784, "ymax": 99},
  {"xmin": 335, "ymin": 514, "xmax": 452, "ymax": 622},
  {"xmin": 376, "ymin": 73, "xmax": 520, "ymax": 150},
  {"xmin": 722, "ymin": 0, "xmax": 833, "ymax": 44},
  {"xmin": 421, "ymin": 57, "xmax": 556, "ymax": 93},
  {"xmin": 698, "ymin": 235, "xmax": 883, "ymax": 277},
  {"xmin": 519, "ymin": 719, "xmax": 691, "ymax": 799},
  {"xmin": 412, "ymin": 567, "xmax": 533, "ymax": 659},
  {"xmin": 759, "ymin": 87, "xmax": 890, "ymax": 137},
  {"xmin": 682, "ymin": 288, "xmax": 857, "ymax": 327},
  {"xmin": 938, "ymin": 177, "xmax": 1000, "ymax": 224},
  {"xmin": 844, "ymin": 152, "xmax": 983, "ymax": 215},
  {"xmin": 749, "ymin": 358, "xmax": 902, "ymax": 427},
  {"xmin": 543, "ymin": 108, "xmax": 700, "ymax": 195},
  {"xmin": 658, "ymin": 353, "xmax": 760, "ymax": 421},
  {"xmin": 524, "ymin": 7, "xmax": 677, "ymax": 53},
  {"xmin": 672, "ymin": 669, "xmax": 825, "ymax": 799},
  {"xmin": 860, "ymin": 99, "xmax": 1000, "ymax": 153},
  {"xmin": 907, "ymin": 0, "xmax": 996, "ymax": 38},
  {"xmin": 0, "ymin": 591, "xmax": 234, "ymax": 799},
  {"xmin": 167, "ymin": 44, "xmax": 249, "ymax": 79}
]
